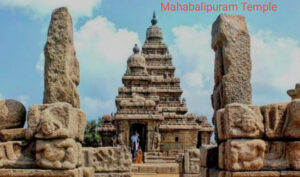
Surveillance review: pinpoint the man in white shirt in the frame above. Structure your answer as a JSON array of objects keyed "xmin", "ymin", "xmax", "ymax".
[{"xmin": 131, "ymin": 131, "xmax": 139, "ymax": 160}]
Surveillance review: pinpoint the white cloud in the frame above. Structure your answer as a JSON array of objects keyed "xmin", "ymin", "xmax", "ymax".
[
  {"xmin": 170, "ymin": 24, "xmax": 214, "ymax": 119},
  {"xmin": 251, "ymin": 30, "xmax": 300, "ymax": 91},
  {"xmin": 17, "ymin": 95, "xmax": 29, "ymax": 107},
  {"xmin": 0, "ymin": 0, "xmax": 102, "ymax": 19},
  {"xmin": 36, "ymin": 53, "xmax": 44, "ymax": 73},
  {"xmin": 75, "ymin": 16, "xmax": 140, "ymax": 76},
  {"xmin": 82, "ymin": 96, "xmax": 114, "ymax": 120}
]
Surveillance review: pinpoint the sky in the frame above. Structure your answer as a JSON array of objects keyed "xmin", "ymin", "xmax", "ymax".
[{"xmin": 0, "ymin": 0, "xmax": 299, "ymax": 124}]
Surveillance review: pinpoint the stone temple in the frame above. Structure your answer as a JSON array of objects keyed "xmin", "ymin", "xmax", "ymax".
[
  {"xmin": 110, "ymin": 13, "xmax": 214, "ymax": 157},
  {"xmin": 1, "ymin": 6, "xmax": 300, "ymax": 177}
]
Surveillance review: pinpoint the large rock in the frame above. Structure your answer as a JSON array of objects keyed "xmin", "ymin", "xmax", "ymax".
[
  {"xmin": 27, "ymin": 102, "xmax": 86, "ymax": 142},
  {"xmin": 216, "ymin": 103, "xmax": 264, "ymax": 141},
  {"xmin": 43, "ymin": 7, "xmax": 80, "ymax": 108},
  {"xmin": 0, "ymin": 99, "xmax": 26, "ymax": 129},
  {"xmin": 219, "ymin": 139, "xmax": 266, "ymax": 171},
  {"xmin": 211, "ymin": 14, "xmax": 252, "ymax": 112},
  {"xmin": 264, "ymin": 141, "xmax": 289, "ymax": 169},
  {"xmin": 36, "ymin": 138, "xmax": 82, "ymax": 169}
]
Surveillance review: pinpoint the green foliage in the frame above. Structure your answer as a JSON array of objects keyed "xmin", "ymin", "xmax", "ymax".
[{"xmin": 83, "ymin": 117, "xmax": 103, "ymax": 147}]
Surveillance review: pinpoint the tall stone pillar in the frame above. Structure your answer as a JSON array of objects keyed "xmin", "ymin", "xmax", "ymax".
[
  {"xmin": 43, "ymin": 7, "xmax": 80, "ymax": 108},
  {"xmin": 211, "ymin": 14, "xmax": 252, "ymax": 112}
]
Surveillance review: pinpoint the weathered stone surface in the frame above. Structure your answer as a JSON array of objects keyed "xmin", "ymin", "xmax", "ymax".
[
  {"xmin": 0, "ymin": 128, "xmax": 26, "ymax": 141},
  {"xmin": 183, "ymin": 149, "xmax": 200, "ymax": 174},
  {"xmin": 0, "ymin": 141, "xmax": 34, "ymax": 168},
  {"xmin": 36, "ymin": 138, "xmax": 82, "ymax": 169},
  {"xmin": 0, "ymin": 168, "xmax": 85, "ymax": 177},
  {"xmin": 0, "ymin": 99, "xmax": 26, "ymax": 130},
  {"xmin": 264, "ymin": 141, "xmax": 289, "ymax": 169},
  {"xmin": 43, "ymin": 7, "xmax": 80, "ymax": 108},
  {"xmin": 219, "ymin": 139, "xmax": 266, "ymax": 171},
  {"xmin": 287, "ymin": 83, "xmax": 300, "ymax": 100},
  {"xmin": 216, "ymin": 103, "xmax": 264, "ymax": 141},
  {"xmin": 281, "ymin": 171, "xmax": 300, "ymax": 177},
  {"xmin": 83, "ymin": 146, "xmax": 132, "ymax": 173},
  {"xmin": 94, "ymin": 173, "xmax": 131, "ymax": 177},
  {"xmin": 261, "ymin": 103, "xmax": 288, "ymax": 139},
  {"xmin": 287, "ymin": 141, "xmax": 300, "ymax": 170},
  {"xmin": 228, "ymin": 171, "xmax": 280, "ymax": 177},
  {"xmin": 200, "ymin": 145, "xmax": 218, "ymax": 168},
  {"xmin": 27, "ymin": 102, "xmax": 86, "ymax": 142},
  {"xmin": 284, "ymin": 100, "xmax": 300, "ymax": 138},
  {"xmin": 211, "ymin": 14, "xmax": 252, "ymax": 112}
]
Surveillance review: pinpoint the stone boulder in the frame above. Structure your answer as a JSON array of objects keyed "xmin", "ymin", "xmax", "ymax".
[
  {"xmin": 0, "ymin": 99, "xmax": 26, "ymax": 130},
  {"xmin": 43, "ymin": 7, "xmax": 80, "ymax": 108}
]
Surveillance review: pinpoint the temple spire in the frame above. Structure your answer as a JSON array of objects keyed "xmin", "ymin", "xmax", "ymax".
[{"xmin": 151, "ymin": 11, "xmax": 157, "ymax": 26}]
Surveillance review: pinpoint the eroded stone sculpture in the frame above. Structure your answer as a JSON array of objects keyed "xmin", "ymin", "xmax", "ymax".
[
  {"xmin": 287, "ymin": 83, "xmax": 300, "ymax": 100},
  {"xmin": 43, "ymin": 7, "xmax": 80, "ymax": 108},
  {"xmin": 183, "ymin": 149, "xmax": 201, "ymax": 174},
  {"xmin": 219, "ymin": 139, "xmax": 266, "ymax": 171},
  {"xmin": 27, "ymin": 102, "xmax": 86, "ymax": 142},
  {"xmin": 216, "ymin": 103, "xmax": 264, "ymax": 141},
  {"xmin": 36, "ymin": 138, "xmax": 82, "ymax": 169}
]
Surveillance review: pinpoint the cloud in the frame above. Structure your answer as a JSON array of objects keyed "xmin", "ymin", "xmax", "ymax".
[
  {"xmin": 35, "ymin": 53, "xmax": 44, "ymax": 73},
  {"xmin": 74, "ymin": 16, "xmax": 140, "ymax": 119},
  {"xmin": 0, "ymin": 0, "xmax": 102, "ymax": 19},
  {"xmin": 82, "ymin": 96, "xmax": 114, "ymax": 120},
  {"xmin": 170, "ymin": 24, "xmax": 214, "ymax": 118},
  {"xmin": 251, "ymin": 30, "xmax": 300, "ymax": 91}
]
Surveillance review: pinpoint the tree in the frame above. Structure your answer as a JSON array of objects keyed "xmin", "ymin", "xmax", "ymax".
[{"xmin": 83, "ymin": 117, "xmax": 103, "ymax": 147}]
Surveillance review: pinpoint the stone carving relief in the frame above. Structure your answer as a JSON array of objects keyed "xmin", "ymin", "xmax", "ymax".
[
  {"xmin": 151, "ymin": 130, "xmax": 161, "ymax": 151},
  {"xmin": 83, "ymin": 146, "xmax": 132, "ymax": 172},
  {"xmin": 36, "ymin": 138, "xmax": 82, "ymax": 169},
  {"xmin": 283, "ymin": 100, "xmax": 300, "ymax": 138},
  {"xmin": 219, "ymin": 139, "xmax": 266, "ymax": 171},
  {"xmin": 264, "ymin": 141, "xmax": 289, "ymax": 169},
  {"xmin": 27, "ymin": 103, "xmax": 86, "ymax": 142},
  {"xmin": 261, "ymin": 103, "xmax": 288, "ymax": 139},
  {"xmin": 216, "ymin": 104, "xmax": 264, "ymax": 141}
]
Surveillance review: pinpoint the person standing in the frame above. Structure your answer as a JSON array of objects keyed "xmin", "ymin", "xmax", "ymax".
[{"xmin": 131, "ymin": 131, "xmax": 139, "ymax": 161}]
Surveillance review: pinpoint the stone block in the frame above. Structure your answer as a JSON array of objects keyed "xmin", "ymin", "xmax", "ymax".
[
  {"xmin": 264, "ymin": 141, "xmax": 289, "ymax": 169},
  {"xmin": 0, "ymin": 128, "xmax": 26, "ymax": 141},
  {"xmin": 216, "ymin": 103, "xmax": 264, "ymax": 141},
  {"xmin": 27, "ymin": 102, "xmax": 86, "ymax": 142},
  {"xmin": 36, "ymin": 138, "xmax": 82, "ymax": 169},
  {"xmin": 287, "ymin": 141, "xmax": 300, "ymax": 170},
  {"xmin": 0, "ymin": 141, "xmax": 34, "ymax": 168},
  {"xmin": 209, "ymin": 168, "xmax": 226, "ymax": 177},
  {"xmin": 0, "ymin": 99, "xmax": 26, "ymax": 130},
  {"xmin": 261, "ymin": 103, "xmax": 288, "ymax": 139},
  {"xmin": 219, "ymin": 139, "xmax": 266, "ymax": 171},
  {"xmin": 184, "ymin": 149, "xmax": 200, "ymax": 174},
  {"xmin": 281, "ymin": 171, "xmax": 300, "ymax": 177},
  {"xmin": 83, "ymin": 146, "xmax": 132, "ymax": 172},
  {"xmin": 211, "ymin": 15, "xmax": 252, "ymax": 112},
  {"xmin": 284, "ymin": 100, "xmax": 300, "ymax": 138},
  {"xmin": 0, "ymin": 168, "xmax": 84, "ymax": 177},
  {"xmin": 200, "ymin": 145, "xmax": 218, "ymax": 168},
  {"xmin": 228, "ymin": 171, "xmax": 280, "ymax": 177},
  {"xmin": 94, "ymin": 173, "xmax": 131, "ymax": 177},
  {"xmin": 83, "ymin": 167, "xmax": 95, "ymax": 177}
]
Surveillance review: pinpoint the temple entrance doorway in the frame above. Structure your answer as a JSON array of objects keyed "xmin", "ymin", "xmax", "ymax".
[
  {"xmin": 130, "ymin": 123, "xmax": 147, "ymax": 152},
  {"xmin": 197, "ymin": 132, "xmax": 202, "ymax": 148}
]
